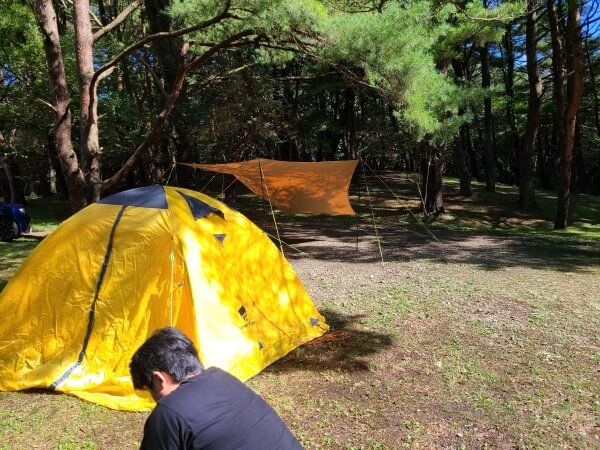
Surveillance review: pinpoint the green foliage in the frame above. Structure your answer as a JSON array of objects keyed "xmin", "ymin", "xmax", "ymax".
[
  {"xmin": 0, "ymin": 0, "xmax": 49, "ymax": 145},
  {"xmin": 1, "ymin": 0, "xmax": 599, "ymax": 204},
  {"xmin": 321, "ymin": 1, "xmax": 461, "ymax": 140}
]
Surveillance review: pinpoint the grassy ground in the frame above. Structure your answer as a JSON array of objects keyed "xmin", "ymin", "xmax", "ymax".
[{"xmin": 0, "ymin": 178, "xmax": 598, "ymax": 449}]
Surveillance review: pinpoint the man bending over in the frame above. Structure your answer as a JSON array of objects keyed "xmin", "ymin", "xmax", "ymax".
[{"xmin": 130, "ymin": 327, "xmax": 303, "ymax": 449}]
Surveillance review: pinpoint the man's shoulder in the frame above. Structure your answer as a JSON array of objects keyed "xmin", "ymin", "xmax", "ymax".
[
  {"xmin": 158, "ymin": 368, "xmax": 247, "ymax": 413},
  {"xmin": 147, "ymin": 402, "xmax": 187, "ymax": 427},
  {"xmin": 141, "ymin": 404, "xmax": 190, "ymax": 450}
]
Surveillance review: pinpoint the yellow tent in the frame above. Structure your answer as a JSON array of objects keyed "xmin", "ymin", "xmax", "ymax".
[{"xmin": 0, "ymin": 186, "xmax": 327, "ymax": 411}]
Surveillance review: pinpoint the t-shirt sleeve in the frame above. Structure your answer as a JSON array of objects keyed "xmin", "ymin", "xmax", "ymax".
[{"xmin": 140, "ymin": 405, "xmax": 189, "ymax": 450}]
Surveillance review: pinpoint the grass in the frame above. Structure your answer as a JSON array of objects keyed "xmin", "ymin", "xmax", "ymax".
[
  {"xmin": 0, "ymin": 180, "xmax": 598, "ymax": 448},
  {"xmin": 25, "ymin": 197, "xmax": 72, "ymax": 231},
  {"xmin": 434, "ymin": 178, "xmax": 600, "ymax": 241}
]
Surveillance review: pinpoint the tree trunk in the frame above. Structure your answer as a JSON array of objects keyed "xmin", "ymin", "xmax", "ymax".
[
  {"xmin": 481, "ymin": 42, "xmax": 496, "ymax": 192},
  {"xmin": 74, "ymin": 0, "xmax": 102, "ymax": 201},
  {"xmin": 538, "ymin": 125, "xmax": 554, "ymax": 189},
  {"xmin": 278, "ymin": 72, "xmax": 298, "ymax": 161},
  {"xmin": 555, "ymin": 0, "xmax": 585, "ymax": 229},
  {"xmin": 502, "ymin": 24, "xmax": 519, "ymax": 184},
  {"xmin": 145, "ymin": 0, "xmax": 196, "ymax": 188},
  {"xmin": 570, "ymin": 120, "xmax": 583, "ymax": 194},
  {"xmin": 519, "ymin": 7, "xmax": 542, "ymax": 211},
  {"xmin": 421, "ymin": 144, "xmax": 446, "ymax": 215},
  {"xmin": 32, "ymin": 0, "xmax": 87, "ymax": 211},
  {"xmin": 584, "ymin": 28, "xmax": 600, "ymax": 136},
  {"xmin": 548, "ymin": 0, "xmax": 565, "ymax": 180},
  {"xmin": 457, "ymin": 125, "xmax": 473, "ymax": 196},
  {"xmin": 174, "ymin": 121, "xmax": 196, "ymax": 187},
  {"xmin": 464, "ymin": 122, "xmax": 479, "ymax": 181},
  {"xmin": 0, "ymin": 156, "xmax": 26, "ymax": 204},
  {"xmin": 344, "ymin": 86, "xmax": 357, "ymax": 159},
  {"xmin": 451, "ymin": 58, "xmax": 472, "ymax": 196}
]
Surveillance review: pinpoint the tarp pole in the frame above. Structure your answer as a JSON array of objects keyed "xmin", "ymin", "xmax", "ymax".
[
  {"xmin": 361, "ymin": 158, "xmax": 440, "ymax": 244},
  {"xmin": 355, "ymin": 175, "xmax": 362, "ymax": 252},
  {"xmin": 200, "ymin": 173, "xmax": 218, "ymax": 192},
  {"xmin": 258, "ymin": 159, "xmax": 284, "ymax": 255},
  {"xmin": 165, "ymin": 161, "xmax": 176, "ymax": 186},
  {"xmin": 360, "ymin": 157, "xmax": 384, "ymax": 266}
]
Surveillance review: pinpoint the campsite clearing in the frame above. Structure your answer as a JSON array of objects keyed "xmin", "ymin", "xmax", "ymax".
[{"xmin": 0, "ymin": 176, "xmax": 598, "ymax": 449}]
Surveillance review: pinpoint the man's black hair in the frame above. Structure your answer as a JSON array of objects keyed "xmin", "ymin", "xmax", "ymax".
[{"xmin": 130, "ymin": 327, "xmax": 203, "ymax": 390}]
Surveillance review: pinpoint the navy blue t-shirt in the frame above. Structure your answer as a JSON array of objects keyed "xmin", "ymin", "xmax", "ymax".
[{"xmin": 140, "ymin": 367, "xmax": 303, "ymax": 450}]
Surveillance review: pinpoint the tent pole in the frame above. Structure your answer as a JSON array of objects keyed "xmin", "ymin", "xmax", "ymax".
[
  {"xmin": 166, "ymin": 187, "xmax": 177, "ymax": 326},
  {"xmin": 258, "ymin": 159, "xmax": 284, "ymax": 255},
  {"xmin": 360, "ymin": 157, "xmax": 384, "ymax": 266},
  {"xmin": 168, "ymin": 246, "xmax": 174, "ymax": 326}
]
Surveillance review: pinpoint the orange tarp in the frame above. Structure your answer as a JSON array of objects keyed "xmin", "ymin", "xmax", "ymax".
[{"xmin": 183, "ymin": 159, "xmax": 358, "ymax": 215}]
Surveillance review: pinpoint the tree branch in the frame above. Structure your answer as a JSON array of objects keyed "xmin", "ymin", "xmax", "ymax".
[
  {"xmin": 89, "ymin": 8, "xmax": 104, "ymax": 28},
  {"xmin": 93, "ymin": 0, "xmax": 232, "ymax": 82},
  {"xmin": 101, "ymin": 29, "xmax": 256, "ymax": 193},
  {"xmin": 190, "ymin": 63, "xmax": 254, "ymax": 84},
  {"xmin": 186, "ymin": 29, "xmax": 257, "ymax": 73},
  {"xmin": 269, "ymin": 71, "xmax": 337, "ymax": 81},
  {"xmin": 36, "ymin": 98, "xmax": 58, "ymax": 113},
  {"xmin": 93, "ymin": 0, "xmax": 142, "ymax": 42},
  {"xmin": 101, "ymin": 42, "xmax": 191, "ymax": 193},
  {"xmin": 139, "ymin": 57, "xmax": 167, "ymax": 98}
]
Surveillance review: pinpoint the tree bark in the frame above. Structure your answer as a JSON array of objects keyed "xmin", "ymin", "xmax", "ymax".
[
  {"xmin": 502, "ymin": 24, "xmax": 519, "ymax": 184},
  {"xmin": 74, "ymin": 0, "xmax": 102, "ymax": 202},
  {"xmin": 555, "ymin": 0, "xmax": 585, "ymax": 229},
  {"xmin": 457, "ymin": 125, "xmax": 473, "ymax": 196},
  {"xmin": 344, "ymin": 86, "xmax": 357, "ymax": 159},
  {"xmin": 421, "ymin": 144, "xmax": 446, "ymax": 215},
  {"xmin": 145, "ymin": 0, "xmax": 196, "ymax": 188},
  {"xmin": 451, "ymin": 57, "xmax": 472, "ymax": 196},
  {"xmin": 481, "ymin": 43, "xmax": 496, "ymax": 192},
  {"xmin": 519, "ymin": 7, "xmax": 542, "ymax": 211},
  {"xmin": 32, "ymin": 0, "xmax": 87, "ymax": 211},
  {"xmin": 584, "ymin": 28, "xmax": 600, "ymax": 136},
  {"xmin": 0, "ymin": 156, "xmax": 26, "ymax": 204}
]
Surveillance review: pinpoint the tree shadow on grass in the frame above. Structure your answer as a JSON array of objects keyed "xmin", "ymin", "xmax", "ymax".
[
  {"xmin": 0, "ymin": 239, "xmax": 39, "ymax": 290},
  {"xmin": 268, "ymin": 221, "xmax": 600, "ymax": 274},
  {"xmin": 234, "ymin": 171, "xmax": 599, "ymax": 274},
  {"xmin": 266, "ymin": 308, "xmax": 393, "ymax": 374}
]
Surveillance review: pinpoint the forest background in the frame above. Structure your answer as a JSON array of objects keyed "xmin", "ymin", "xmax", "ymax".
[{"xmin": 0, "ymin": 0, "xmax": 599, "ymax": 229}]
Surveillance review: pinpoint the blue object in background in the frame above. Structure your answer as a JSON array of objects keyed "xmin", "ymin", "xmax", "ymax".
[{"xmin": 0, "ymin": 203, "xmax": 31, "ymax": 241}]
